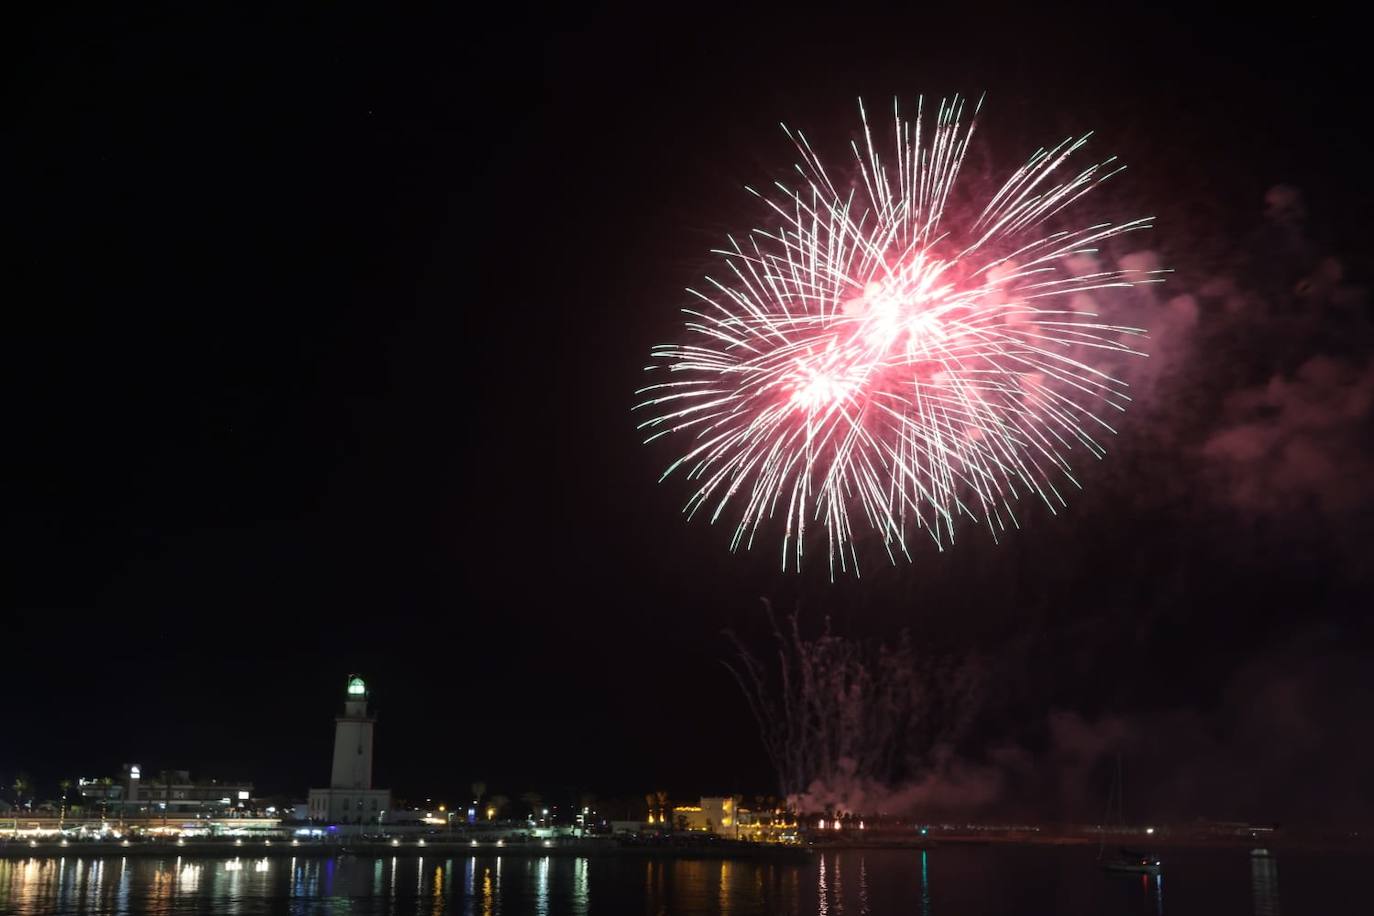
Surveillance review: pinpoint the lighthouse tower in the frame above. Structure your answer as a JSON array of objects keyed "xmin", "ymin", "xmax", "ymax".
[
  {"xmin": 331, "ymin": 675, "xmax": 375, "ymax": 789},
  {"xmin": 307, "ymin": 675, "xmax": 392, "ymax": 826}
]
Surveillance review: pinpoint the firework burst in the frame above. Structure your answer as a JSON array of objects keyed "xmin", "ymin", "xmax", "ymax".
[{"xmin": 636, "ymin": 96, "xmax": 1163, "ymax": 575}]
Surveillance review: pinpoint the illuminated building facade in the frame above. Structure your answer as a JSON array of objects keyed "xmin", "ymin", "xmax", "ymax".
[
  {"xmin": 735, "ymin": 806, "xmax": 799, "ymax": 843},
  {"xmin": 672, "ymin": 796, "xmax": 741, "ymax": 837},
  {"xmin": 76, "ymin": 764, "xmax": 253, "ymax": 816},
  {"xmin": 669, "ymin": 796, "xmax": 798, "ymax": 843},
  {"xmin": 307, "ymin": 675, "xmax": 392, "ymax": 825}
]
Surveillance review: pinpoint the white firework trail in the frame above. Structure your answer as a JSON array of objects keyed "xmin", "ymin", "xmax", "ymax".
[{"xmin": 635, "ymin": 95, "xmax": 1164, "ymax": 576}]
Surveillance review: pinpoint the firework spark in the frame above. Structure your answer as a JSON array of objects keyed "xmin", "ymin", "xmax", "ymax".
[{"xmin": 636, "ymin": 96, "xmax": 1163, "ymax": 575}]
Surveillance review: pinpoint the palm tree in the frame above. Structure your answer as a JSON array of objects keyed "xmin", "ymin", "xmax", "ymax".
[
  {"xmin": 161, "ymin": 771, "xmax": 175, "ymax": 828},
  {"xmin": 470, "ymin": 781, "xmax": 486, "ymax": 809},
  {"xmin": 58, "ymin": 779, "xmax": 72, "ymax": 826},
  {"xmin": 520, "ymin": 791, "xmax": 543, "ymax": 824},
  {"xmin": 655, "ymin": 790, "xmax": 669, "ymax": 827},
  {"xmin": 97, "ymin": 777, "xmax": 114, "ymax": 822},
  {"xmin": 11, "ymin": 773, "xmax": 32, "ymax": 812}
]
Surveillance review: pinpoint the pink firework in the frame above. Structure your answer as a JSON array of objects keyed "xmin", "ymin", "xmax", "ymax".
[{"xmin": 636, "ymin": 96, "xmax": 1162, "ymax": 575}]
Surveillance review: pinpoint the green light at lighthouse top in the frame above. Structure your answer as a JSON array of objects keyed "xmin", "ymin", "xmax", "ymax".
[{"xmin": 347, "ymin": 676, "xmax": 367, "ymax": 697}]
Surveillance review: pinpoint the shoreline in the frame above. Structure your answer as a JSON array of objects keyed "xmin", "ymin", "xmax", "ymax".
[
  {"xmin": 3, "ymin": 834, "xmax": 1370, "ymax": 859},
  {"xmin": 0, "ymin": 840, "xmax": 813, "ymax": 861}
]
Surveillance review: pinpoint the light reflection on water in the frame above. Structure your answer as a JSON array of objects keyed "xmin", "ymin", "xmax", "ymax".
[
  {"xmin": 1251, "ymin": 852, "xmax": 1280, "ymax": 916},
  {"xmin": 0, "ymin": 846, "xmax": 1357, "ymax": 915},
  {"xmin": 816, "ymin": 852, "xmax": 827, "ymax": 916}
]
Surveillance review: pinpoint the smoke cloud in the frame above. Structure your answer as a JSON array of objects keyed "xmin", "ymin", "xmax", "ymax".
[
  {"xmin": 744, "ymin": 185, "xmax": 1373, "ymax": 825},
  {"xmin": 1202, "ymin": 355, "xmax": 1374, "ymax": 516}
]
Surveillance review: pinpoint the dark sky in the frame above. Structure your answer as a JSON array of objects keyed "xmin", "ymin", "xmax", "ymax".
[{"xmin": 7, "ymin": 3, "xmax": 1372, "ymax": 824}]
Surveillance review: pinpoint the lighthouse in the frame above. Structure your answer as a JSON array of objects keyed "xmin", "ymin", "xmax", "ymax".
[
  {"xmin": 331, "ymin": 675, "xmax": 375, "ymax": 789},
  {"xmin": 307, "ymin": 675, "xmax": 392, "ymax": 826}
]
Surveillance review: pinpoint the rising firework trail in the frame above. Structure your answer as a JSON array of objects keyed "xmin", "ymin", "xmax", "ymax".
[{"xmin": 636, "ymin": 96, "xmax": 1164, "ymax": 575}]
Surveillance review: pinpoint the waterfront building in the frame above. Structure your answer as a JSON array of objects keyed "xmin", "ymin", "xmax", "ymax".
[
  {"xmin": 76, "ymin": 764, "xmax": 253, "ymax": 817},
  {"xmin": 671, "ymin": 796, "xmax": 741, "ymax": 837},
  {"xmin": 307, "ymin": 674, "xmax": 392, "ymax": 825},
  {"xmin": 669, "ymin": 796, "xmax": 798, "ymax": 843},
  {"xmin": 735, "ymin": 806, "xmax": 800, "ymax": 843},
  {"xmin": 2, "ymin": 814, "xmax": 282, "ymax": 840}
]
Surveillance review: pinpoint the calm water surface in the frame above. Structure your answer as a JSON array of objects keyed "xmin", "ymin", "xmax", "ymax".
[{"xmin": 0, "ymin": 846, "xmax": 1363, "ymax": 915}]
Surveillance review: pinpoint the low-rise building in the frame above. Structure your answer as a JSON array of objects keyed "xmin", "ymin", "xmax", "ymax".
[
  {"xmin": 77, "ymin": 764, "xmax": 253, "ymax": 817},
  {"xmin": 736, "ymin": 806, "xmax": 800, "ymax": 843},
  {"xmin": 670, "ymin": 796, "xmax": 798, "ymax": 843},
  {"xmin": 672, "ymin": 796, "xmax": 741, "ymax": 837}
]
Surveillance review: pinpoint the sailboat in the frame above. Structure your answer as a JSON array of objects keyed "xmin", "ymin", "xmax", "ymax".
[
  {"xmin": 1102, "ymin": 848, "xmax": 1162, "ymax": 876},
  {"xmin": 1099, "ymin": 754, "xmax": 1162, "ymax": 876}
]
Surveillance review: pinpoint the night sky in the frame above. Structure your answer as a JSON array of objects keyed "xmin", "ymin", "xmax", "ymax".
[{"xmin": 8, "ymin": 3, "xmax": 1372, "ymax": 824}]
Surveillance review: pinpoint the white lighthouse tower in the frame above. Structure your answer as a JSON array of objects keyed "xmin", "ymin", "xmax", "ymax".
[
  {"xmin": 331, "ymin": 675, "xmax": 375, "ymax": 789},
  {"xmin": 308, "ymin": 675, "xmax": 392, "ymax": 826}
]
